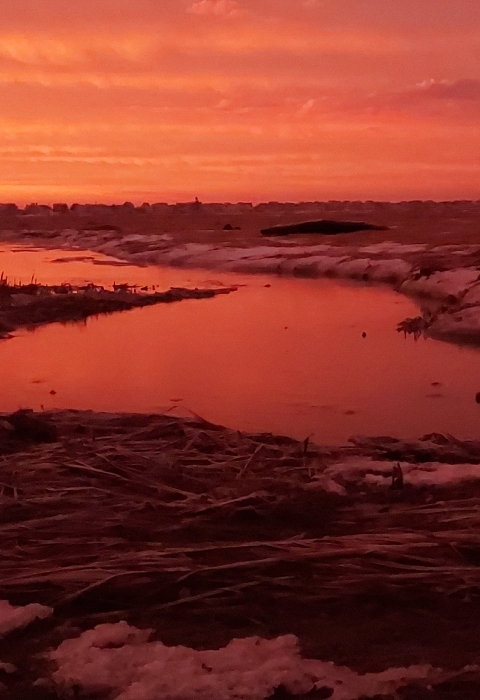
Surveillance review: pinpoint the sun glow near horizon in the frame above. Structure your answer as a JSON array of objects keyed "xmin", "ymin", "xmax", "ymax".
[{"xmin": 1, "ymin": 0, "xmax": 480, "ymax": 203}]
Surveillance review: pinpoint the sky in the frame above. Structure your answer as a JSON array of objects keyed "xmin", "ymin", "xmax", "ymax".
[{"xmin": 1, "ymin": 0, "xmax": 480, "ymax": 203}]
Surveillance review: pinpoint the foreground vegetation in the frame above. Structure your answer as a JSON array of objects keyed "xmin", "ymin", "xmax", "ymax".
[
  {"xmin": 0, "ymin": 278, "xmax": 236, "ymax": 339},
  {"xmin": 2, "ymin": 411, "xmax": 480, "ymax": 697}
]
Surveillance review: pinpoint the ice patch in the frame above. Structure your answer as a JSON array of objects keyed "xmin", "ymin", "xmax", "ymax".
[
  {"xmin": 0, "ymin": 600, "xmax": 52, "ymax": 637},
  {"xmin": 49, "ymin": 622, "xmax": 437, "ymax": 700}
]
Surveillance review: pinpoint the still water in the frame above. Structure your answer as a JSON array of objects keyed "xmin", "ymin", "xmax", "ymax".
[{"xmin": 2, "ymin": 245, "xmax": 480, "ymax": 443}]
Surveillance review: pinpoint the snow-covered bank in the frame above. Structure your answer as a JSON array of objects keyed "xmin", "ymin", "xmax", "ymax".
[
  {"xmin": 3, "ymin": 226, "xmax": 480, "ymax": 344},
  {"xmin": 49, "ymin": 622, "xmax": 438, "ymax": 700}
]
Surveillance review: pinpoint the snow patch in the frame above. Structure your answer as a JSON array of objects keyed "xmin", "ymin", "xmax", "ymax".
[
  {"xmin": 335, "ymin": 258, "xmax": 371, "ymax": 279},
  {"xmin": 219, "ymin": 257, "xmax": 283, "ymax": 274},
  {"xmin": 428, "ymin": 305, "xmax": 480, "ymax": 340},
  {"xmin": 401, "ymin": 268, "xmax": 480, "ymax": 300},
  {"xmin": 0, "ymin": 600, "xmax": 52, "ymax": 637},
  {"xmin": 364, "ymin": 258, "xmax": 412, "ymax": 284},
  {"xmin": 0, "ymin": 661, "xmax": 16, "ymax": 674},
  {"xmin": 369, "ymin": 461, "xmax": 480, "ymax": 487},
  {"xmin": 308, "ymin": 457, "xmax": 480, "ymax": 490},
  {"xmin": 362, "ymin": 242, "xmax": 426, "ymax": 255},
  {"xmin": 49, "ymin": 622, "xmax": 437, "ymax": 700},
  {"xmin": 460, "ymin": 283, "xmax": 480, "ymax": 306}
]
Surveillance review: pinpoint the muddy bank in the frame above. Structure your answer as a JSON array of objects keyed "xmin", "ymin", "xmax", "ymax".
[
  {"xmin": 0, "ymin": 280, "xmax": 236, "ymax": 340},
  {"xmin": 2, "ymin": 410, "xmax": 480, "ymax": 698}
]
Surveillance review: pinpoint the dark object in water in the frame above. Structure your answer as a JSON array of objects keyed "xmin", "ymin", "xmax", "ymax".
[
  {"xmin": 362, "ymin": 332, "xmax": 367, "ymax": 338},
  {"xmin": 260, "ymin": 220, "xmax": 388, "ymax": 236},
  {"xmin": 223, "ymin": 223, "xmax": 241, "ymax": 230},
  {"xmin": 476, "ymin": 392, "xmax": 480, "ymax": 404},
  {"xmin": 6, "ymin": 409, "xmax": 58, "ymax": 443}
]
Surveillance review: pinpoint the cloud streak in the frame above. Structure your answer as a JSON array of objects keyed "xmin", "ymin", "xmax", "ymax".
[
  {"xmin": 187, "ymin": 0, "xmax": 243, "ymax": 17},
  {"xmin": 416, "ymin": 79, "xmax": 480, "ymax": 101}
]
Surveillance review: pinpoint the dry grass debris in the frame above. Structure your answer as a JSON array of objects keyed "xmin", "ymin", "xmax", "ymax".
[
  {"xmin": 1, "ymin": 411, "xmax": 480, "ymax": 697},
  {"xmin": 1, "ymin": 411, "xmax": 480, "ymax": 620}
]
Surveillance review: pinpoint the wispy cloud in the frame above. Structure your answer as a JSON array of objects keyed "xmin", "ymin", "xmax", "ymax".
[
  {"xmin": 415, "ymin": 79, "xmax": 480, "ymax": 101},
  {"xmin": 363, "ymin": 78, "xmax": 480, "ymax": 120},
  {"xmin": 187, "ymin": 0, "xmax": 243, "ymax": 18}
]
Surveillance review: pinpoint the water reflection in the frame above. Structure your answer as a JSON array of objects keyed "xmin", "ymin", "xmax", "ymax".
[{"xmin": 2, "ymin": 245, "xmax": 480, "ymax": 443}]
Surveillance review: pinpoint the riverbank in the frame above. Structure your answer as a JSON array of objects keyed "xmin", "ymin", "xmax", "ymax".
[
  {"xmin": 0, "ymin": 280, "xmax": 236, "ymax": 340},
  {"xmin": 2, "ymin": 410, "xmax": 480, "ymax": 698},
  {"xmin": 2, "ymin": 205, "xmax": 480, "ymax": 345}
]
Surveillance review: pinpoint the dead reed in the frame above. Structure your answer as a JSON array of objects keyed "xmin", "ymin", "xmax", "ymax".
[{"xmin": 1, "ymin": 410, "xmax": 480, "ymax": 626}]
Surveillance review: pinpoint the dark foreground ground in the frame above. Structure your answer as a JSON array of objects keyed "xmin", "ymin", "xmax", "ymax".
[{"xmin": 1, "ymin": 411, "xmax": 480, "ymax": 698}]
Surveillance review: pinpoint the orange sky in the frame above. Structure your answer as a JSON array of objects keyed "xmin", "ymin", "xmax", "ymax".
[{"xmin": 1, "ymin": 0, "xmax": 480, "ymax": 203}]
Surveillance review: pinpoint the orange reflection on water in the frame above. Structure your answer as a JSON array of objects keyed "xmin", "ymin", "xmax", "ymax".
[
  {"xmin": 0, "ymin": 246, "xmax": 218, "ymax": 289},
  {"xmin": 2, "ymin": 249, "xmax": 480, "ymax": 443}
]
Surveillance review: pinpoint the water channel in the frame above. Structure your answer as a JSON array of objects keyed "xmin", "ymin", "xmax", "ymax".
[{"xmin": 2, "ymin": 244, "xmax": 480, "ymax": 443}]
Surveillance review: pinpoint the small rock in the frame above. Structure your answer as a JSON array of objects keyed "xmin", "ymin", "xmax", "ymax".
[{"xmin": 49, "ymin": 389, "xmax": 57, "ymax": 395}]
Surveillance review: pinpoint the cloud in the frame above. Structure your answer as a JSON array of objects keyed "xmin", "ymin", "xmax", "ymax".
[
  {"xmin": 187, "ymin": 0, "xmax": 243, "ymax": 17},
  {"xmin": 415, "ymin": 78, "xmax": 480, "ymax": 101},
  {"xmin": 361, "ymin": 79, "xmax": 480, "ymax": 120},
  {"xmin": 296, "ymin": 98, "xmax": 316, "ymax": 116}
]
